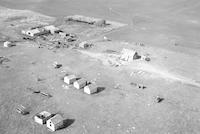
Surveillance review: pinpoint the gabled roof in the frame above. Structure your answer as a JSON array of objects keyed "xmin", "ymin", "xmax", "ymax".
[
  {"xmin": 36, "ymin": 111, "xmax": 51, "ymax": 119},
  {"xmin": 87, "ymin": 84, "xmax": 97, "ymax": 89},
  {"xmin": 27, "ymin": 29, "xmax": 40, "ymax": 34},
  {"xmin": 44, "ymin": 25, "xmax": 59, "ymax": 31},
  {"xmin": 65, "ymin": 75, "xmax": 76, "ymax": 79},
  {"xmin": 75, "ymin": 78, "xmax": 87, "ymax": 85},
  {"xmin": 49, "ymin": 114, "xmax": 63, "ymax": 124}
]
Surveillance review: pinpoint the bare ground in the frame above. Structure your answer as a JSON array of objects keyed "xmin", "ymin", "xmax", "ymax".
[{"xmin": 0, "ymin": 5, "xmax": 200, "ymax": 134}]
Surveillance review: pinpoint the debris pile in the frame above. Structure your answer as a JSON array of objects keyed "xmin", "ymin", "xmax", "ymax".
[
  {"xmin": 114, "ymin": 83, "xmax": 122, "ymax": 89},
  {"xmin": 130, "ymin": 82, "xmax": 146, "ymax": 89},
  {"xmin": 53, "ymin": 62, "xmax": 62, "ymax": 69},
  {"xmin": 16, "ymin": 105, "xmax": 30, "ymax": 115},
  {"xmin": 144, "ymin": 57, "xmax": 151, "ymax": 62},
  {"xmin": 40, "ymin": 92, "xmax": 52, "ymax": 98},
  {"xmin": 103, "ymin": 36, "xmax": 111, "ymax": 41},
  {"xmin": 0, "ymin": 56, "xmax": 10, "ymax": 64},
  {"xmin": 31, "ymin": 89, "xmax": 52, "ymax": 98},
  {"xmin": 156, "ymin": 96, "xmax": 164, "ymax": 103}
]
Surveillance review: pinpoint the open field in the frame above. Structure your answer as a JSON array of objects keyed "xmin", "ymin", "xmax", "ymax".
[{"xmin": 0, "ymin": 1, "xmax": 200, "ymax": 134}]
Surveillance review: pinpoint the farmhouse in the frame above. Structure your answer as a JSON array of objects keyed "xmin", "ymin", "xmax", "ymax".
[
  {"xmin": 64, "ymin": 75, "xmax": 77, "ymax": 84},
  {"xmin": 21, "ymin": 28, "xmax": 49, "ymax": 37},
  {"xmin": 73, "ymin": 78, "xmax": 87, "ymax": 89},
  {"xmin": 34, "ymin": 111, "xmax": 52, "ymax": 125},
  {"xmin": 46, "ymin": 114, "xmax": 64, "ymax": 131},
  {"xmin": 84, "ymin": 84, "xmax": 98, "ymax": 94}
]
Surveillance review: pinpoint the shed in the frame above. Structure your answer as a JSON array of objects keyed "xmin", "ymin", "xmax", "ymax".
[
  {"xmin": 84, "ymin": 84, "xmax": 98, "ymax": 94},
  {"xmin": 64, "ymin": 75, "xmax": 77, "ymax": 84},
  {"xmin": 47, "ymin": 114, "xmax": 64, "ymax": 131},
  {"xmin": 44, "ymin": 25, "xmax": 60, "ymax": 34},
  {"xmin": 25, "ymin": 29, "xmax": 40, "ymax": 37},
  {"xmin": 3, "ymin": 41, "xmax": 11, "ymax": 47},
  {"xmin": 120, "ymin": 48, "xmax": 141, "ymax": 62},
  {"xmin": 22, "ymin": 28, "xmax": 49, "ymax": 37},
  {"xmin": 73, "ymin": 78, "xmax": 87, "ymax": 89},
  {"xmin": 34, "ymin": 111, "xmax": 52, "ymax": 125},
  {"xmin": 59, "ymin": 32, "xmax": 68, "ymax": 37}
]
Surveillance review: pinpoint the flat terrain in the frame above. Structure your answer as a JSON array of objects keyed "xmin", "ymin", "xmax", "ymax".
[
  {"xmin": 1, "ymin": 0, "xmax": 200, "ymax": 50},
  {"xmin": 0, "ymin": 1, "xmax": 200, "ymax": 134}
]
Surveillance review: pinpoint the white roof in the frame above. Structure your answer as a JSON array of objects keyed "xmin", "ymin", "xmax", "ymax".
[
  {"xmin": 75, "ymin": 78, "xmax": 87, "ymax": 85},
  {"xmin": 27, "ymin": 29, "xmax": 40, "ymax": 34},
  {"xmin": 44, "ymin": 25, "xmax": 59, "ymax": 30},
  {"xmin": 49, "ymin": 114, "xmax": 63, "ymax": 124},
  {"xmin": 39, "ymin": 111, "xmax": 51, "ymax": 117},
  {"xmin": 121, "ymin": 48, "xmax": 136, "ymax": 55}
]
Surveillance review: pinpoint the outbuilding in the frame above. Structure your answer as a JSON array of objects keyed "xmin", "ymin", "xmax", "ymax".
[
  {"xmin": 46, "ymin": 114, "xmax": 64, "ymax": 131},
  {"xmin": 120, "ymin": 48, "xmax": 141, "ymax": 62},
  {"xmin": 22, "ymin": 29, "xmax": 40, "ymax": 37},
  {"xmin": 22, "ymin": 28, "xmax": 49, "ymax": 37},
  {"xmin": 34, "ymin": 111, "xmax": 52, "ymax": 125},
  {"xmin": 84, "ymin": 84, "xmax": 98, "ymax": 94},
  {"xmin": 73, "ymin": 78, "xmax": 87, "ymax": 89},
  {"xmin": 3, "ymin": 41, "xmax": 15, "ymax": 47},
  {"xmin": 59, "ymin": 32, "xmax": 69, "ymax": 37},
  {"xmin": 64, "ymin": 75, "xmax": 77, "ymax": 84},
  {"xmin": 44, "ymin": 25, "xmax": 60, "ymax": 34}
]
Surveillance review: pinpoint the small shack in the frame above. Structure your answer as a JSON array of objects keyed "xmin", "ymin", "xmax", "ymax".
[
  {"xmin": 22, "ymin": 28, "xmax": 49, "ymax": 37},
  {"xmin": 34, "ymin": 111, "xmax": 52, "ymax": 125},
  {"xmin": 59, "ymin": 32, "xmax": 69, "ymax": 38},
  {"xmin": 46, "ymin": 114, "xmax": 64, "ymax": 131},
  {"xmin": 22, "ymin": 29, "xmax": 39, "ymax": 37},
  {"xmin": 64, "ymin": 75, "xmax": 77, "ymax": 84},
  {"xmin": 3, "ymin": 41, "xmax": 15, "ymax": 47},
  {"xmin": 73, "ymin": 78, "xmax": 87, "ymax": 89},
  {"xmin": 120, "ymin": 48, "xmax": 141, "ymax": 62},
  {"xmin": 44, "ymin": 25, "xmax": 60, "ymax": 34},
  {"xmin": 84, "ymin": 84, "xmax": 98, "ymax": 94}
]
